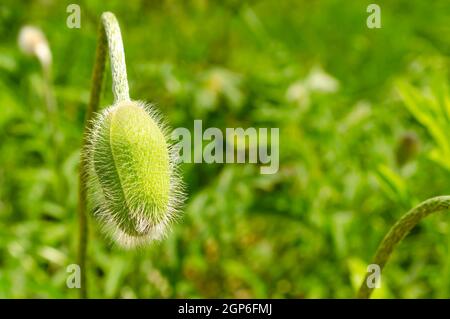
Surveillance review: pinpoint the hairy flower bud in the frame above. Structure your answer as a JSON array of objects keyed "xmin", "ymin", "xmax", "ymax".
[{"xmin": 86, "ymin": 100, "xmax": 183, "ymax": 248}]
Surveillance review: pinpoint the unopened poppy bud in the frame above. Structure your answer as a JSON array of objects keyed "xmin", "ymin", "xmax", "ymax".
[{"xmin": 86, "ymin": 100, "xmax": 183, "ymax": 248}]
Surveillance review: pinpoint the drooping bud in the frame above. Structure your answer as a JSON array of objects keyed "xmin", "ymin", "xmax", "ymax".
[
  {"xmin": 86, "ymin": 100, "xmax": 183, "ymax": 248},
  {"xmin": 18, "ymin": 25, "xmax": 52, "ymax": 70}
]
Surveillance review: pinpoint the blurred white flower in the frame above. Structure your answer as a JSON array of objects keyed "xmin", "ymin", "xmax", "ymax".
[
  {"xmin": 18, "ymin": 25, "xmax": 52, "ymax": 70},
  {"xmin": 286, "ymin": 66, "xmax": 339, "ymax": 109},
  {"xmin": 286, "ymin": 80, "xmax": 310, "ymax": 105},
  {"xmin": 305, "ymin": 66, "xmax": 339, "ymax": 93},
  {"xmin": 195, "ymin": 68, "xmax": 243, "ymax": 113}
]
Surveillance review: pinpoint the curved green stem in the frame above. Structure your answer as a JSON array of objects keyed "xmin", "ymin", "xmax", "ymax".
[
  {"xmin": 100, "ymin": 12, "xmax": 130, "ymax": 103},
  {"xmin": 78, "ymin": 11, "xmax": 130, "ymax": 299},
  {"xmin": 357, "ymin": 195, "xmax": 450, "ymax": 299}
]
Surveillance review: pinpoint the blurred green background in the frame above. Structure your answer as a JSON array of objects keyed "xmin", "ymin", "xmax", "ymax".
[{"xmin": 1, "ymin": 0, "xmax": 450, "ymax": 298}]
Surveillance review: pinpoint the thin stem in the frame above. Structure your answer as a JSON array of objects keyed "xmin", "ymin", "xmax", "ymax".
[
  {"xmin": 78, "ymin": 11, "xmax": 130, "ymax": 299},
  {"xmin": 357, "ymin": 195, "xmax": 450, "ymax": 299},
  {"xmin": 43, "ymin": 65, "xmax": 57, "ymax": 115},
  {"xmin": 101, "ymin": 12, "xmax": 130, "ymax": 103}
]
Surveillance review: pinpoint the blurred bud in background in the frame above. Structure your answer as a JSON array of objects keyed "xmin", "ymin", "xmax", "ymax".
[
  {"xmin": 396, "ymin": 131, "xmax": 420, "ymax": 167},
  {"xmin": 17, "ymin": 24, "xmax": 58, "ymax": 146},
  {"xmin": 18, "ymin": 25, "xmax": 52, "ymax": 72}
]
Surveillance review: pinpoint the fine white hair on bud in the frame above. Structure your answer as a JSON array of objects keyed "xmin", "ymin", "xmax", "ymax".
[
  {"xmin": 84, "ymin": 100, "xmax": 185, "ymax": 248},
  {"xmin": 18, "ymin": 25, "xmax": 52, "ymax": 69}
]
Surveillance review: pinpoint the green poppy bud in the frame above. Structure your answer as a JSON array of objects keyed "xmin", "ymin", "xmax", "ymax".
[{"xmin": 86, "ymin": 100, "xmax": 183, "ymax": 248}]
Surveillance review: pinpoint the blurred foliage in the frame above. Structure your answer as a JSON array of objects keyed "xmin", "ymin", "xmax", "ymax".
[{"xmin": 0, "ymin": 0, "xmax": 450, "ymax": 298}]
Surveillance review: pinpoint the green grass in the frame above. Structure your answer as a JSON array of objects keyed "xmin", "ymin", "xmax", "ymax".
[{"xmin": 0, "ymin": 0, "xmax": 449, "ymax": 298}]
